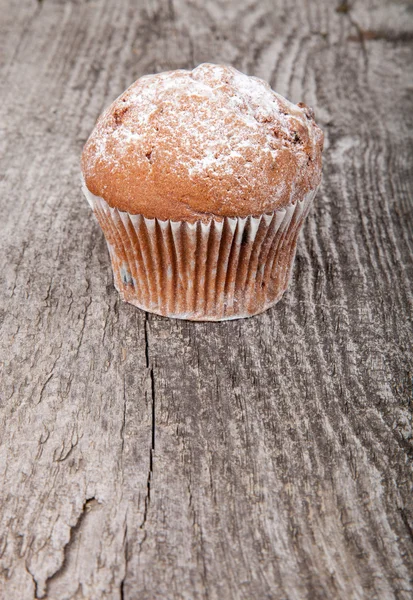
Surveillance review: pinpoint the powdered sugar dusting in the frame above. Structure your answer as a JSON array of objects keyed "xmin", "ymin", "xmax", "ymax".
[
  {"xmin": 82, "ymin": 63, "xmax": 323, "ymax": 219},
  {"xmin": 87, "ymin": 64, "xmax": 317, "ymax": 172}
]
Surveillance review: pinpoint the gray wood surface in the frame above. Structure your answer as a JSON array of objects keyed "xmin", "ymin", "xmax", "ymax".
[{"xmin": 1, "ymin": 0, "xmax": 412, "ymax": 598}]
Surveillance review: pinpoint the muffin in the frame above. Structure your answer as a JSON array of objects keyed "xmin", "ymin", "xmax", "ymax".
[{"xmin": 81, "ymin": 63, "xmax": 323, "ymax": 321}]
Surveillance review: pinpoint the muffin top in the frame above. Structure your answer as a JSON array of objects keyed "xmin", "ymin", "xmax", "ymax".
[{"xmin": 81, "ymin": 63, "xmax": 324, "ymax": 221}]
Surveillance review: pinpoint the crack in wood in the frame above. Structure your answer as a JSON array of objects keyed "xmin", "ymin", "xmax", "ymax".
[
  {"xmin": 336, "ymin": 0, "xmax": 369, "ymax": 66},
  {"xmin": 53, "ymin": 425, "xmax": 81, "ymax": 463},
  {"xmin": 400, "ymin": 508, "xmax": 413, "ymax": 545},
  {"xmin": 25, "ymin": 561, "xmax": 40, "ymax": 599},
  {"xmin": 102, "ymin": 303, "xmax": 111, "ymax": 343},
  {"xmin": 37, "ymin": 372, "xmax": 54, "ymax": 405},
  {"xmin": 121, "ymin": 378, "xmax": 127, "ymax": 459},
  {"xmin": 120, "ymin": 515, "xmax": 128, "ymax": 600},
  {"xmin": 74, "ymin": 298, "xmax": 92, "ymax": 358},
  {"xmin": 347, "ymin": 12, "xmax": 369, "ymax": 66},
  {"xmin": 35, "ymin": 498, "xmax": 97, "ymax": 598},
  {"xmin": 140, "ymin": 313, "xmax": 155, "ymax": 534}
]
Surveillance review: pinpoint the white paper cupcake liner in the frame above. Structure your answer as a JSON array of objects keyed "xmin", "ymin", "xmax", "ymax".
[{"xmin": 82, "ymin": 183, "xmax": 316, "ymax": 321}]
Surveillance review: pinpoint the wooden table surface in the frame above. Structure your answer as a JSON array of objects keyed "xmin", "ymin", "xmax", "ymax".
[{"xmin": 1, "ymin": 0, "xmax": 412, "ymax": 598}]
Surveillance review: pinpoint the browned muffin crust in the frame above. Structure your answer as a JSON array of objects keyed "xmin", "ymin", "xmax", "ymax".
[{"xmin": 81, "ymin": 63, "xmax": 323, "ymax": 222}]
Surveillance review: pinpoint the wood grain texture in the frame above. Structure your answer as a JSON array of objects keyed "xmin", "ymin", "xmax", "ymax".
[{"xmin": 1, "ymin": 0, "xmax": 412, "ymax": 598}]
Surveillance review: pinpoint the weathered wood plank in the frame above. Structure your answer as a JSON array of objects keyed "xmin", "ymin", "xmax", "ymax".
[{"xmin": 1, "ymin": 0, "xmax": 412, "ymax": 599}]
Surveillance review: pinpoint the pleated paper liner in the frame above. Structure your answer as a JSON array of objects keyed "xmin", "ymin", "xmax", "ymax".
[{"xmin": 83, "ymin": 184, "xmax": 316, "ymax": 321}]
